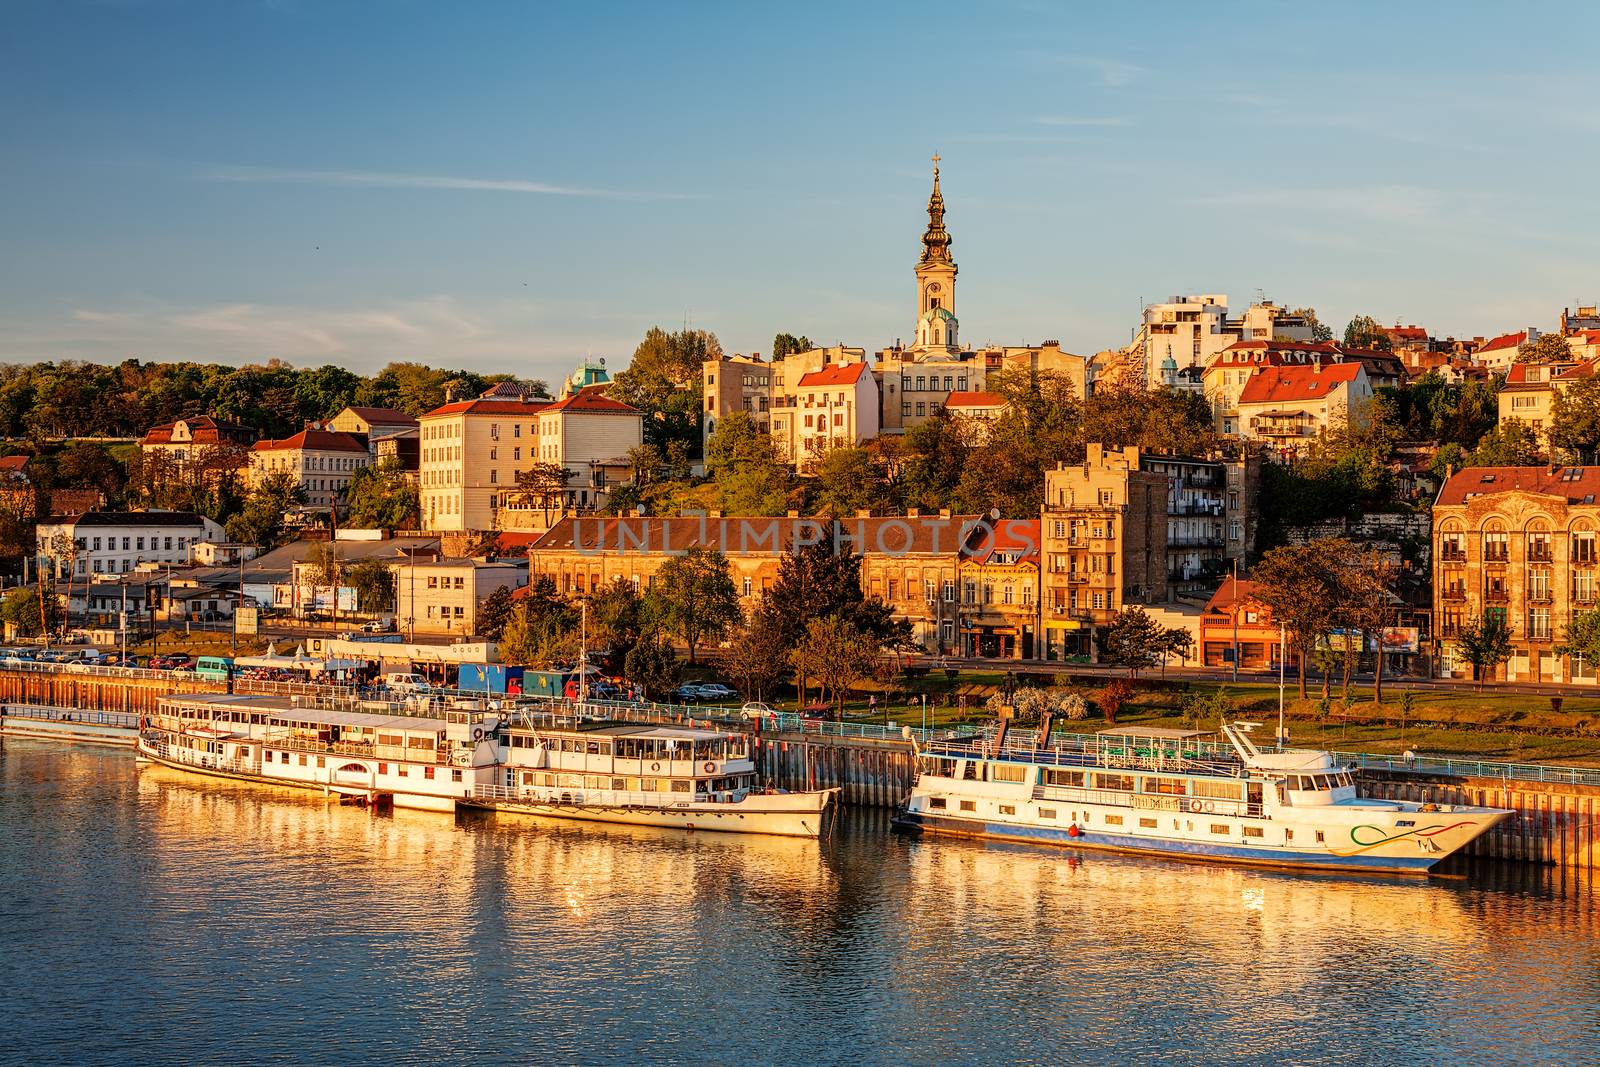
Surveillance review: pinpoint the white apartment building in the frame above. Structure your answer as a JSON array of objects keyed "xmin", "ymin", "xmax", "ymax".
[
  {"xmin": 769, "ymin": 362, "xmax": 880, "ymax": 464},
  {"xmin": 248, "ymin": 428, "xmax": 373, "ymax": 510},
  {"xmin": 36, "ymin": 510, "xmax": 226, "ymax": 579},
  {"xmin": 1235, "ymin": 363, "xmax": 1372, "ymax": 455},
  {"xmin": 1134, "ymin": 295, "xmax": 1317, "ymax": 389},
  {"xmin": 417, "ymin": 384, "xmax": 643, "ymax": 533}
]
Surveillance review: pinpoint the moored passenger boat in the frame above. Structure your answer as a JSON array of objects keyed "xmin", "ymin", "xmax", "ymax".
[
  {"xmin": 458, "ymin": 711, "xmax": 838, "ymax": 838},
  {"xmin": 892, "ymin": 723, "xmax": 1511, "ymax": 873}
]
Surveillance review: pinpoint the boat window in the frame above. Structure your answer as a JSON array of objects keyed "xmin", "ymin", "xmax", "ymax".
[
  {"xmin": 959, "ymin": 800, "xmax": 977, "ymax": 812},
  {"xmin": 1043, "ymin": 769, "xmax": 1085, "ymax": 787},
  {"xmin": 932, "ymin": 758, "xmax": 958, "ymax": 777},
  {"xmin": 586, "ymin": 742, "xmax": 600, "ymax": 755},
  {"xmin": 1145, "ymin": 777, "xmax": 1188, "ymax": 796},
  {"xmin": 1209, "ymin": 823, "xmax": 1229, "ymax": 834},
  {"xmin": 1138, "ymin": 817, "xmax": 1157, "ymax": 828},
  {"xmin": 991, "ymin": 764, "xmax": 1029, "ymax": 784},
  {"xmin": 1038, "ymin": 808, "xmax": 1056, "ymax": 819},
  {"xmin": 961, "ymin": 761, "xmax": 980, "ymax": 781},
  {"xmin": 929, "ymin": 797, "xmax": 946, "ymax": 810},
  {"xmin": 1104, "ymin": 814, "xmax": 1124, "ymax": 826},
  {"xmin": 671, "ymin": 780, "xmax": 691, "ymax": 793},
  {"xmin": 999, "ymin": 804, "xmax": 1016, "ymax": 815},
  {"xmin": 1095, "ymin": 773, "xmax": 1135, "ymax": 792},
  {"xmin": 1396, "ymin": 820, "xmax": 1415, "ymax": 827},
  {"xmin": 1192, "ymin": 780, "xmax": 1243, "ymax": 801},
  {"xmin": 640, "ymin": 778, "xmax": 657, "ymax": 791},
  {"xmin": 611, "ymin": 778, "xmax": 626, "ymax": 790},
  {"xmin": 1242, "ymin": 826, "xmax": 1264, "ymax": 838}
]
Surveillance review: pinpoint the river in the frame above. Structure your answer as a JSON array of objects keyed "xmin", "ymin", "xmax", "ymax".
[{"xmin": 2, "ymin": 740, "xmax": 1598, "ymax": 1066}]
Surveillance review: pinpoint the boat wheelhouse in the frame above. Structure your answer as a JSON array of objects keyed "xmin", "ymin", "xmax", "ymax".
[
  {"xmin": 892, "ymin": 723, "xmax": 1511, "ymax": 874},
  {"xmin": 459, "ymin": 713, "xmax": 837, "ymax": 838}
]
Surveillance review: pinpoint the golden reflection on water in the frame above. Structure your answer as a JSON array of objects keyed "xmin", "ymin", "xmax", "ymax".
[{"xmin": 8, "ymin": 742, "xmax": 1600, "ymax": 1066}]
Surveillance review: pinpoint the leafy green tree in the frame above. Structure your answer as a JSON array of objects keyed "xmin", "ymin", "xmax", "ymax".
[
  {"xmin": 496, "ymin": 582, "xmax": 579, "ymax": 665},
  {"xmin": 789, "ymin": 615, "xmax": 880, "ymax": 715},
  {"xmin": 1095, "ymin": 606, "xmax": 1191, "ymax": 678},
  {"xmin": 644, "ymin": 545, "xmax": 741, "ymax": 664},
  {"xmin": 476, "ymin": 584, "xmax": 516, "ymax": 641},
  {"xmin": 1, "ymin": 585, "xmax": 61, "ymax": 637},
  {"xmin": 1343, "ymin": 315, "xmax": 1394, "ymax": 351},
  {"xmin": 1466, "ymin": 421, "xmax": 1543, "ymax": 467},
  {"xmin": 1289, "ymin": 307, "xmax": 1334, "ymax": 343},
  {"xmin": 294, "ymin": 365, "xmax": 364, "ymax": 420},
  {"xmin": 513, "ymin": 462, "xmax": 575, "ymax": 526},
  {"xmin": 346, "ymin": 458, "xmax": 420, "ymax": 529},
  {"xmin": 1516, "ymin": 333, "xmax": 1574, "ymax": 364},
  {"xmin": 1549, "ymin": 375, "xmax": 1600, "ymax": 461},
  {"xmin": 611, "ymin": 326, "xmax": 719, "ymax": 456},
  {"xmin": 899, "ymin": 413, "xmax": 972, "ymax": 511},
  {"xmin": 586, "ymin": 577, "xmax": 644, "ymax": 669},
  {"xmin": 1455, "ymin": 611, "xmax": 1513, "ymax": 689},
  {"xmin": 1251, "ymin": 539, "xmax": 1356, "ymax": 698},
  {"xmin": 623, "ymin": 632, "xmax": 681, "ymax": 701},
  {"xmin": 348, "ymin": 558, "xmax": 396, "ymax": 614},
  {"xmin": 224, "ymin": 472, "xmax": 307, "ymax": 547},
  {"xmin": 719, "ymin": 611, "xmax": 788, "ymax": 702},
  {"xmin": 811, "ymin": 446, "xmax": 883, "ymax": 516},
  {"xmin": 1556, "ymin": 610, "xmax": 1600, "ymax": 677},
  {"xmin": 704, "ymin": 410, "xmax": 788, "ymax": 516},
  {"xmin": 771, "ymin": 333, "xmax": 813, "ymax": 360}
]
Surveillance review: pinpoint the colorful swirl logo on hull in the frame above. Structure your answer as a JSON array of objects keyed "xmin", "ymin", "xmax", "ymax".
[{"xmin": 1331, "ymin": 821, "xmax": 1475, "ymax": 858}]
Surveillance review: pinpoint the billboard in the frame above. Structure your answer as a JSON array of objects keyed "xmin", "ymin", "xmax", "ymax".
[{"xmin": 1374, "ymin": 626, "xmax": 1420, "ymax": 654}]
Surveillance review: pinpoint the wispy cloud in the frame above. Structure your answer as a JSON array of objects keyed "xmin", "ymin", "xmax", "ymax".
[
  {"xmin": 1059, "ymin": 55, "xmax": 1145, "ymax": 88},
  {"xmin": 197, "ymin": 165, "xmax": 690, "ymax": 201},
  {"xmin": 1035, "ymin": 115, "xmax": 1130, "ymax": 127},
  {"xmin": 1187, "ymin": 185, "xmax": 1450, "ymax": 227}
]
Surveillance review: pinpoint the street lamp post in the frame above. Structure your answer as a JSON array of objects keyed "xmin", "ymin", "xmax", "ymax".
[{"xmin": 1277, "ymin": 621, "xmax": 1287, "ymax": 747}]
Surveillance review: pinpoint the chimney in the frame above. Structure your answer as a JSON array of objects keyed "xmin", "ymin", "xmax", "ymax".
[
  {"xmin": 939, "ymin": 509, "xmax": 951, "ymax": 519},
  {"xmin": 907, "ymin": 508, "xmax": 920, "ymax": 518},
  {"xmin": 787, "ymin": 510, "xmax": 800, "ymax": 518},
  {"xmin": 709, "ymin": 510, "xmax": 723, "ymax": 519},
  {"xmin": 856, "ymin": 509, "xmax": 872, "ymax": 518}
]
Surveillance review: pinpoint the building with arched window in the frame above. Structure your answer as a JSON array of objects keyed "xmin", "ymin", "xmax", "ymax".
[{"xmin": 1433, "ymin": 466, "xmax": 1600, "ymax": 684}]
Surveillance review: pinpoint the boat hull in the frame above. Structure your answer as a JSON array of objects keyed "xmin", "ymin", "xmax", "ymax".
[
  {"xmin": 890, "ymin": 809, "xmax": 1505, "ymax": 874},
  {"xmin": 463, "ymin": 789, "xmax": 839, "ymax": 839}
]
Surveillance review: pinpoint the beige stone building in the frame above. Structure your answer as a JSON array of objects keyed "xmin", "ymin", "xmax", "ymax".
[
  {"xmin": 943, "ymin": 390, "xmax": 1007, "ymax": 441},
  {"xmin": 417, "ymin": 370, "xmax": 643, "ymax": 533},
  {"xmin": 1432, "ymin": 466, "xmax": 1600, "ymax": 684},
  {"xmin": 1039, "ymin": 444, "xmax": 1169, "ymax": 661},
  {"xmin": 1235, "ymin": 363, "xmax": 1372, "ymax": 455},
  {"xmin": 326, "ymin": 406, "xmax": 418, "ymax": 440},
  {"xmin": 391, "ymin": 558, "xmax": 528, "ymax": 637},
  {"xmin": 1497, "ymin": 358, "xmax": 1594, "ymax": 444},
  {"xmin": 140, "ymin": 416, "xmax": 255, "ymax": 486},
  {"xmin": 954, "ymin": 519, "xmax": 1040, "ymax": 658},
  {"xmin": 248, "ymin": 428, "xmax": 372, "ymax": 510},
  {"xmin": 1202, "ymin": 339, "xmax": 1401, "ymax": 436}
]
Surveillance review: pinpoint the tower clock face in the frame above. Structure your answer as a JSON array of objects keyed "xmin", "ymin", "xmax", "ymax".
[{"xmin": 928, "ymin": 283, "xmax": 942, "ymax": 293}]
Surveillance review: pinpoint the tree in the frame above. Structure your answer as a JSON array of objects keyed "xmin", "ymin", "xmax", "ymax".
[
  {"xmin": 789, "ymin": 615, "xmax": 879, "ymax": 715},
  {"xmin": 586, "ymin": 577, "xmax": 644, "ymax": 669},
  {"xmin": 704, "ymin": 410, "xmax": 788, "ymax": 516},
  {"xmin": 811, "ymin": 446, "xmax": 883, "ymax": 516},
  {"xmin": 347, "ymin": 558, "xmax": 396, "ymax": 614},
  {"xmin": 1337, "ymin": 545, "xmax": 1397, "ymax": 703},
  {"xmin": 1289, "ymin": 307, "xmax": 1334, "ymax": 343},
  {"xmin": 1095, "ymin": 679, "xmax": 1134, "ymax": 724},
  {"xmin": 1455, "ymin": 611, "xmax": 1513, "ymax": 689},
  {"xmin": 1251, "ymin": 540, "xmax": 1355, "ymax": 698},
  {"xmin": 1, "ymin": 585, "xmax": 61, "ymax": 638},
  {"xmin": 771, "ymin": 333, "xmax": 813, "ymax": 360},
  {"xmin": 1549, "ymin": 375, "xmax": 1600, "ymax": 461},
  {"xmin": 899, "ymin": 413, "xmax": 973, "ymax": 512},
  {"xmin": 496, "ymin": 586, "xmax": 579, "ymax": 666},
  {"xmin": 644, "ymin": 546, "xmax": 741, "ymax": 664},
  {"xmin": 624, "ymin": 632, "xmax": 681, "ymax": 701},
  {"xmin": 346, "ymin": 458, "xmax": 419, "ymax": 529},
  {"xmin": 1095, "ymin": 606, "xmax": 1190, "ymax": 678},
  {"xmin": 1343, "ymin": 315, "xmax": 1393, "ymax": 351},
  {"xmin": 1556, "ymin": 610, "xmax": 1600, "ymax": 678},
  {"xmin": 225, "ymin": 472, "xmax": 307, "ymax": 547},
  {"xmin": 719, "ymin": 612, "xmax": 789, "ymax": 702},
  {"xmin": 1466, "ymin": 421, "xmax": 1543, "ymax": 467},
  {"xmin": 1516, "ymin": 333, "xmax": 1574, "ymax": 364},
  {"xmin": 611, "ymin": 326, "xmax": 719, "ymax": 456},
  {"xmin": 477, "ymin": 584, "xmax": 516, "ymax": 641},
  {"xmin": 514, "ymin": 462, "xmax": 575, "ymax": 526}
]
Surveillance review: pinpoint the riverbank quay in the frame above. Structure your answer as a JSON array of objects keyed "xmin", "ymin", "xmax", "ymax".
[{"xmin": 9, "ymin": 659, "xmax": 1600, "ymax": 870}]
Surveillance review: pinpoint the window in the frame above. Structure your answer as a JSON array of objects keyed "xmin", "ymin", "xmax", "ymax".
[
  {"xmin": 991, "ymin": 764, "xmax": 1029, "ymax": 783},
  {"xmin": 1039, "ymin": 808, "xmax": 1056, "ymax": 819},
  {"xmin": 1243, "ymin": 826, "xmax": 1264, "ymax": 838},
  {"xmin": 999, "ymin": 805, "xmax": 1016, "ymax": 816},
  {"xmin": 1138, "ymin": 817, "xmax": 1157, "ymax": 828},
  {"xmin": 929, "ymin": 797, "xmax": 946, "ymax": 810},
  {"xmin": 959, "ymin": 800, "xmax": 977, "ymax": 812},
  {"xmin": 741, "ymin": 577, "xmax": 752, "ymax": 597},
  {"xmin": 1209, "ymin": 824, "xmax": 1230, "ymax": 835},
  {"xmin": 1095, "ymin": 773, "xmax": 1135, "ymax": 791},
  {"xmin": 1104, "ymin": 814, "xmax": 1124, "ymax": 826}
]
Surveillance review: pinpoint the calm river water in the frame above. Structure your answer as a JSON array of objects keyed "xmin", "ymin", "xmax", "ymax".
[{"xmin": 3, "ymin": 740, "xmax": 1599, "ymax": 1066}]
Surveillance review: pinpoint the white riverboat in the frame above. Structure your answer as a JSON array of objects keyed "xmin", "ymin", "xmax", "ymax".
[
  {"xmin": 892, "ymin": 723, "xmax": 1512, "ymax": 874},
  {"xmin": 459, "ymin": 711, "xmax": 838, "ymax": 838},
  {"xmin": 137, "ymin": 693, "xmax": 506, "ymax": 812},
  {"xmin": 138, "ymin": 693, "xmax": 837, "ymax": 836}
]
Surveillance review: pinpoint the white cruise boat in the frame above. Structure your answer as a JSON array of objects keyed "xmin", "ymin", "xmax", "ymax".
[
  {"xmin": 137, "ymin": 693, "xmax": 506, "ymax": 812},
  {"xmin": 459, "ymin": 711, "xmax": 838, "ymax": 838},
  {"xmin": 892, "ymin": 722, "xmax": 1512, "ymax": 874}
]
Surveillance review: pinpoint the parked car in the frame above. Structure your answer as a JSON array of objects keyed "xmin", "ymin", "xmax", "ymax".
[
  {"xmin": 740, "ymin": 701, "xmax": 775, "ymax": 720},
  {"xmin": 669, "ymin": 684, "xmax": 708, "ymax": 703},
  {"xmin": 150, "ymin": 655, "xmax": 195, "ymax": 671},
  {"xmin": 383, "ymin": 673, "xmax": 432, "ymax": 695},
  {"xmin": 694, "ymin": 683, "xmax": 738, "ymax": 703},
  {"xmin": 360, "ymin": 618, "xmax": 395, "ymax": 633}
]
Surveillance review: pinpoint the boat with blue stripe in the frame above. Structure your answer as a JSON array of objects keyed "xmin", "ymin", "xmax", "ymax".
[{"xmin": 891, "ymin": 721, "xmax": 1510, "ymax": 874}]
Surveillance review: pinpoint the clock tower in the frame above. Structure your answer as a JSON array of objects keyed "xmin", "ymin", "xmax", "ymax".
[{"xmin": 913, "ymin": 155, "xmax": 959, "ymax": 354}]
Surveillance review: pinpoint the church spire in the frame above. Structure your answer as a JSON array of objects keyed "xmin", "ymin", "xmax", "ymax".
[{"xmin": 920, "ymin": 154, "xmax": 953, "ymax": 264}]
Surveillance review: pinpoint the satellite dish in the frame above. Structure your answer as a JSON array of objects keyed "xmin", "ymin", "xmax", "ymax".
[{"xmin": 599, "ymin": 357, "xmax": 607, "ymax": 366}]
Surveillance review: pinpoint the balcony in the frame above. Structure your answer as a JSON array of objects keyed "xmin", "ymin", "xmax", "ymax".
[
  {"xmin": 1484, "ymin": 590, "xmax": 1509, "ymax": 604},
  {"xmin": 1168, "ymin": 534, "xmax": 1224, "ymax": 548},
  {"xmin": 1438, "ymin": 548, "xmax": 1466, "ymax": 562},
  {"xmin": 1529, "ymin": 547, "xmax": 1553, "ymax": 563},
  {"xmin": 1440, "ymin": 590, "xmax": 1466, "ymax": 603}
]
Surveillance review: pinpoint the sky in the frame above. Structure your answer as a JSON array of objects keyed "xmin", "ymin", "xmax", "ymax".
[{"xmin": 3, "ymin": 1, "xmax": 1598, "ymax": 381}]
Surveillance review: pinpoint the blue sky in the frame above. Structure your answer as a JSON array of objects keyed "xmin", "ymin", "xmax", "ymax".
[{"xmin": 3, "ymin": 1, "xmax": 1597, "ymax": 380}]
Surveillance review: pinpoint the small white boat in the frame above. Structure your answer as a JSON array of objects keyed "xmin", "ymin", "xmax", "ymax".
[{"xmin": 892, "ymin": 722, "xmax": 1511, "ymax": 874}]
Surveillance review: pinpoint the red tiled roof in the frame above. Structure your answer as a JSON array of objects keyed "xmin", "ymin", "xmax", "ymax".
[
  {"xmin": 1477, "ymin": 331, "xmax": 1527, "ymax": 354},
  {"xmin": 1237, "ymin": 363, "xmax": 1364, "ymax": 405},
  {"xmin": 421, "ymin": 398, "xmax": 554, "ymax": 418},
  {"xmin": 1437, "ymin": 466, "xmax": 1600, "ymax": 507},
  {"xmin": 342, "ymin": 406, "xmax": 419, "ymax": 426},
  {"xmin": 251, "ymin": 429, "xmax": 369, "ymax": 453},
  {"xmin": 1209, "ymin": 339, "xmax": 1402, "ymax": 378},
  {"xmin": 1204, "ymin": 577, "xmax": 1267, "ymax": 616},
  {"xmin": 533, "ymin": 514, "xmax": 981, "ymax": 556},
  {"xmin": 797, "ymin": 363, "xmax": 869, "ymax": 388},
  {"xmin": 1382, "ymin": 325, "xmax": 1429, "ymax": 342},
  {"xmin": 542, "ymin": 386, "xmax": 640, "ymax": 414},
  {"xmin": 944, "ymin": 390, "xmax": 1006, "ymax": 408},
  {"xmin": 140, "ymin": 415, "xmax": 254, "ymax": 447},
  {"xmin": 964, "ymin": 518, "xmax": 1040, "ymax": 564}
]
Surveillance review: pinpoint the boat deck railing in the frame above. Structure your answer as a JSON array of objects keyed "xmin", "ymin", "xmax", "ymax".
[
  {"xmin": 0, "ymin": 704, "xmax": 139, "ymax": 729},
  {"xmin": 142, "ymin": 738, "xmax": 256, "ymax": 777},
  {"xmin": 468, "ymin": 781, "xmax": 715, "ymax": 808}
]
